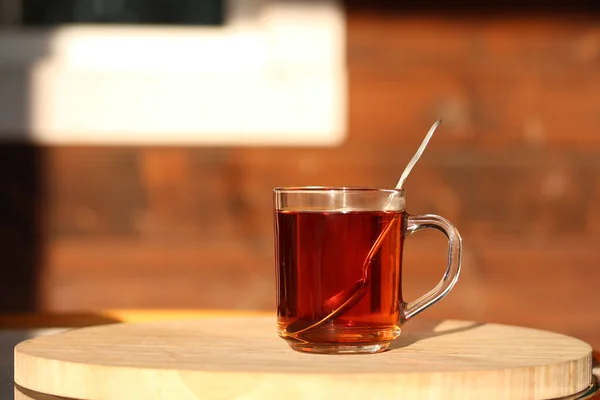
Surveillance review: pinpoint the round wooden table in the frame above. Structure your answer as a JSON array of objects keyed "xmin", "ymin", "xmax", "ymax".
[{"xmin": 11, "ymin": 314, "xmax": 600, "ymax": 400}]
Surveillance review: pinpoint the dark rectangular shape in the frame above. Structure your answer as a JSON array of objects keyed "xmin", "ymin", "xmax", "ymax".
[{"xmin": 22, "ymin": 0, "xmax": 225, "ymax": 26}]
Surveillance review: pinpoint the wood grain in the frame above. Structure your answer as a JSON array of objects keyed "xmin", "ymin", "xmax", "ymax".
[{"xmin": 14, "ymin": 316, "xmax": 594, "ymax": 400}]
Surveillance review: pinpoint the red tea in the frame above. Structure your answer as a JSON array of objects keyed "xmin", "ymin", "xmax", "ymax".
[{"xmin": 275, "ymin": 209, "xmax": 405, "ymax": 350}]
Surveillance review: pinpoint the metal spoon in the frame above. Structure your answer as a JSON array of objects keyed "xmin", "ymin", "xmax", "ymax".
[
  {"xmin": 395, "ymin": 119, "xmax": 441, "ymax": 189},
  {"xmin": 284, "ymin": 120, "xmax": 443, "ymax": 336}
]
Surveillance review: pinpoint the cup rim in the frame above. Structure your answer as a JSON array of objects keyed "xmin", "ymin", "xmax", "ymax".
[{"xmin": 273, "ymin": 186, "xmax": 405, "ymax": 195}]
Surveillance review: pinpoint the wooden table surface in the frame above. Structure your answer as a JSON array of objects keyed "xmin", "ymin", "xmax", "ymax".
[
  {"xmin": 2, "ymin": 310, "xmax": 599, "ymax": 399},
  {"xmin": 1, "ymin": 310, "xmax": 260, "ymax": 400}
]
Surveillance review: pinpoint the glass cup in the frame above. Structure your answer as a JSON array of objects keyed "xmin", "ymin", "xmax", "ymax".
[{"xmin": 273, "ymin": 186, "xmax": 462, "ymax": 354}]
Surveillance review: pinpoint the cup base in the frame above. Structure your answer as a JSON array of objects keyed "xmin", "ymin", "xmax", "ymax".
[{"xmin": 287, "ymin": 341, "xmax": 390, "ymax": 355}]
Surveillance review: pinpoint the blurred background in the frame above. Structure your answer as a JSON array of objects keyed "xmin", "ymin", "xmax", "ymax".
[{"xmin": 0, "ymin": 0, "xmax": 599, "ymax": 350}]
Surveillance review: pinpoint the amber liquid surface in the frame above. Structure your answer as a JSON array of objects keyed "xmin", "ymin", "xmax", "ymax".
[{"xmin": 275, "ymin": 209, "xmax": 404, "ymax": 348}]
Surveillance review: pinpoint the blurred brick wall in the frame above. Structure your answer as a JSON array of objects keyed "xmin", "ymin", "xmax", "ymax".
[{"xmin": 1, "ymin": 5, "xmax": 599, "ymax": 347}]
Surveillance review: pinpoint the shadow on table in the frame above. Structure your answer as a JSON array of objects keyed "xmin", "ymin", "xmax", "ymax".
[
  {"xmin": 388, "ymin": 319, "xmax": 484, "ymax": 351},
  {"xmin": 15, "ymin": 384, "xmax": 74, "ymax": 400}
]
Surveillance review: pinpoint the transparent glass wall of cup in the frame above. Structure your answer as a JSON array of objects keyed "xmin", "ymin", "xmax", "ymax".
[{"xmin": 274, "ymin": 187, "xmax": 462, "ymax": 354}]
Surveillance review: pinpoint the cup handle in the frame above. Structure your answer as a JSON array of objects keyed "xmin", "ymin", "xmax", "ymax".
[{"xmin": 403, "ymin": 214, "xmax": 463, "ymax": 321}]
